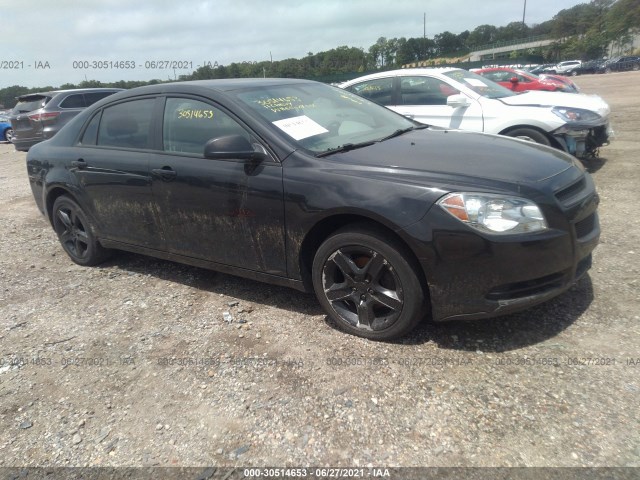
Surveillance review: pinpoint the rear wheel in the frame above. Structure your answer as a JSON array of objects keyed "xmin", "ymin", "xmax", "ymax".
[
  {"xmin": 52, "ymin": 195, "xmax": 110, "ymax": 266},
  {"xmin": 4, "ymin": 128, "xmax": 13, "ymax": 142},
  {"xmin": 505, "ymin": 128, "xmax": 551, "ymax": 146},
  {"xmin": 312, "ymin": 226, "xmax": 425, "ymax": 340}
]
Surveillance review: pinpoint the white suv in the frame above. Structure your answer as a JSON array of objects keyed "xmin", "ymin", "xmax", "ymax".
[
  {"xmin": 340, "ymin": 68, "xmax": 611, "ymax": 159},
  {"xmin": 551, "ymin": 60, "xmax": 582, "ymax": 74}
]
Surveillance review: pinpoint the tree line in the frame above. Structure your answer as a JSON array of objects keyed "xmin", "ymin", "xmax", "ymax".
[{"xmin": 1, "ymin": 0, "xmax": 638, "ymax": 109}]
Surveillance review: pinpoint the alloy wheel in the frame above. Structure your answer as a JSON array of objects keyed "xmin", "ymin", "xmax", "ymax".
[{"xmin": 321, "ymin": 246, "xmax": 404, "ymax": 331}]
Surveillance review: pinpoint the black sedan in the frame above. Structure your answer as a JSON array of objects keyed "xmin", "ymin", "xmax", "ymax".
[
  {"xmin": 25, "ymin": 79, "xmax": 600, "ymax": 340},
  {"xmin": 565, "ymin": 59, "xmax": 606, "ymax": 76}
]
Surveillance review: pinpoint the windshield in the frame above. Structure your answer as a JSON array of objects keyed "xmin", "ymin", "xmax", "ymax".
[
  {"xmin": 444, "ymin": 70, "xmax": 516, "ymax": 99},
  {"xmin": 514, "ymin": 69, "xmax": 540, "ymax": 79},
  {"xmin": 233, "ymin": 83, "xmax": 416, "ymax": 154}
]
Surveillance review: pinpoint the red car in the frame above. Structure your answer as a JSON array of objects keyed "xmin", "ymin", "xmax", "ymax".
[{"xmin": 475, "ymin": 68, "xmax": 579, "ymax": 93}]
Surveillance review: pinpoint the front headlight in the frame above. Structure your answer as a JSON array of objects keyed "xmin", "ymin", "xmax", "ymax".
[
  {"xmin": 437, "ymin": 193, "xmax": 548, "ymax": 235},
  {"xmin": 552, "ymin": 106, "xmax": 601, "ymax": 123}
]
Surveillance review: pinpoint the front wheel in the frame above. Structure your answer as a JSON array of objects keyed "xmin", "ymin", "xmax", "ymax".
[
  {"xmin": 4, "ymin": 128, "xmax": 13, "ymax": 142},
  {"xmin": 52, "ymin": 195, "xmax": 111, "ymax": 266},
  {"xmin": 505, "ymin": 128, "xmax": 551, "ymax": 146},
  {"xmin": 312, "ymin": 226, "xmax": 426, "ymax": 340}
]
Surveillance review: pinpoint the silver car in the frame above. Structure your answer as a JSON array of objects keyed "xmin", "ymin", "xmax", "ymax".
[{"xmin": 10, "ymin": 88, "xmax": 122, "ymax": 151}]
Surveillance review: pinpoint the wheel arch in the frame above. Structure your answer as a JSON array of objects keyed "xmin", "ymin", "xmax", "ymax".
[
  {"xmin": 297, "ymin": 214, "xmax": 430, "ymax": 300},
  {"xmin": 45, "ymin": 186, "xmax": 80, "ymax": 228},
  {"xmin": 499, "ymin": 124, "xmax": 562, "ymax": 150}
]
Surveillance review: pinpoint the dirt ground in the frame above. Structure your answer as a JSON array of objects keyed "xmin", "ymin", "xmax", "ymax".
[{"xmin": 0, "ymin": 72, "xmax": 639, "ymax": 473}]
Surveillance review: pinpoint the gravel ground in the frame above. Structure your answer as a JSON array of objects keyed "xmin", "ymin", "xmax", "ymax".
[{"xmin": 0, "ymin": 72, "xmax": 639, "ymax": 472}]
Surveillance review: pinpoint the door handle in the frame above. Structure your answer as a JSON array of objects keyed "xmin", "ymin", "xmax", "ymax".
[
  {"xmin": 152, "ymin": 167, "xmax": 177, "ymax": 181},
  {"xmin": 71, "ymin": 159, "xmax": 87, "ymax": 169}
]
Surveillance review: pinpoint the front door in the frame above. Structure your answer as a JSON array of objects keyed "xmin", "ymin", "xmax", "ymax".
[
  {"xmin": 149, "ymin": 97, "xmax": 287, "ymax": 275},
  {"xmin": 392, "ymin": 76, "xmax": 485, "ymax": 132}
]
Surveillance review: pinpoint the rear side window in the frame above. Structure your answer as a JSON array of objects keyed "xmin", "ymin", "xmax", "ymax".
[
  {"xmin": 60, "ymin": 94, "xmax": 86, "ymax": 109},
  {"xmin": 97, "ymin": 99, "xmax": 154, "ymax": 149},
  {"xmin": 85, "ymin": 91, "xmax": 117, "ymax": 106},
  {"xmin": 346, "ymin": 78, "xmax": 394, "ymax": 106},
  {"xmin": 80, "ymin": 112, "xmax": 102, "ymax": 146}
]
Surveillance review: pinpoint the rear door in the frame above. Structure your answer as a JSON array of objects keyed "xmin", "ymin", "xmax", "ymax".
[
  {"xmin": 50, "ymin": 93, "xmax": 87, "ymax": 137},
  {"xmin": 71, "ymin": 97, "xmax": 165, "ymax": 249}
]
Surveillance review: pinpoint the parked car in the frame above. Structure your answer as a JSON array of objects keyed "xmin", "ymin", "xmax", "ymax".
[
  {"xmin": 475, "ymin": 67, "xmax": 578, "ymax": 93},
  {"xmin": 340, "ymin": 68, "xmax": 611, "ymax": 159},
  {"xmin": 565, "ymin": 59, "xmax": 606, "ymax": 76},
  {"xmin": 9, "ymin": 88, "xmax": 123, "ymax": 151},
  {"xmin": 548, "ymin": 60, "xmax": 582, "ymax": 75},
  {"xmin": 528, "ymin": 64, "xmax": 556, "ymax": 75},
  {"xmin": 597, "ymin": 56, "xmax": 640, "ymax": 73},
  {"xmin": 0, "ymin": 115, "xmax": 13, "ymax": 142},
  {"xmin": 26, "ymin": 79, "xmax": 600, "ymax": 340}
]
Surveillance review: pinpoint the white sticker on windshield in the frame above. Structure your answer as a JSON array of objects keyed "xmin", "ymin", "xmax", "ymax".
[
  {"xmin": 464, "ymin": 78, "xmax": 488, "ymax": 87},
  {"xmin": 272, "ymin": 115, "xmax": 328, "ymax": 140}
]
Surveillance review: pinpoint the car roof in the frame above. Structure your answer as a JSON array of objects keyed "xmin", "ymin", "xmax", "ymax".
[
  {"xmin": 16, "ymin": 88, "xmax": 124, "ymax": 100},
  {"xmin": 113, "ymin": 78, "xmax": 318, "ymax": 96},
  {"xmin": 477, "ymin": 67, "xmax": 522, "ymax": 72},
  {"xmin": 341, "ymin": 68, "xmax": 461, "ymax": 85}
]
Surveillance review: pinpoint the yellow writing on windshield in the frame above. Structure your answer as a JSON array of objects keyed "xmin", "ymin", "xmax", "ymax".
[
  {"xmin": 255, "ymin": 96, "xmax": 316, "ymax": 113},
  {"xmin": 339, "ymin": 94, "xmax": 364, "ymax": 105}
]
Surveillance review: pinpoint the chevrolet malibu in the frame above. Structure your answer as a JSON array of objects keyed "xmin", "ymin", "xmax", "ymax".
[{"xmin": 26, "ymin": 79, "xmax": 600, "ymax": 340}]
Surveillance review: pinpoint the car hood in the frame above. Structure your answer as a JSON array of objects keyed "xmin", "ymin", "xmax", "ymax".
[
  {"xmin": 498, "ymin": 91, "xmax": 610, "ymax": 117},
  {"xmin": 331, "ymin": 128, "xmax": 574, "ymax": 186}
]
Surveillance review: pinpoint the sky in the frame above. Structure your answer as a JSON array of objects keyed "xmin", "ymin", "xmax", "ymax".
[{"xmin": 2, "ymin": 0, "xmax": 587, "ymax": 88}]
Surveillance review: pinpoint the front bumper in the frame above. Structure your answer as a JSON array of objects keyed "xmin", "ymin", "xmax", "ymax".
[
  {"xmin": 402, "ymin": 170, "xmax": 600, "ymax": 322},
  {"xmin": 552, "ymin": 122, "xmax": 612, "ymax": 158}
]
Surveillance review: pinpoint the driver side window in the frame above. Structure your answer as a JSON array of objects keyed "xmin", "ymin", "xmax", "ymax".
[{"xmin": 163, "ymin": 98, "xmax": 249, "ymax": 155}]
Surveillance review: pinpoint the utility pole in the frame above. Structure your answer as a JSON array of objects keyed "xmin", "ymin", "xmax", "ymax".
[
  {"xmin": 522, "ymin": 0, "xmax": 527, "ymax": 30},
  {"xmin": 422, "ymin": 12, "xmax": 427, "ymax": 62}
]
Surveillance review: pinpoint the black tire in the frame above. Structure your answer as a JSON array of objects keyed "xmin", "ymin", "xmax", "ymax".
[
  {"xmin": 605, "ymin": 67, "xmax": 612, "ymax": 74},
  {"xmin": 571, "ymin": 71, "xmax": 578, "ymax": 76},
  {"xmin": 52, "ymin": 195, "xmax": 110, "ymax": 266},
  {"xmin": 312, "ymin": 226, "xmax": 426, "ymax": 340},
  {"xmin": 4, "ymin": 128, "xmax": 13, "ymax": 143},
  {"xmin": 505, "ymin": 128, "xmax": 551, "ymax": 146}
]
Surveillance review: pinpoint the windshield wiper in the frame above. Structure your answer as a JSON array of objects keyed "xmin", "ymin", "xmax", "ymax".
[
  {"xmin": 316, "ymin": 141, "xmax": 376, "ymax": 157},
  {"xmin": 380, "ymin": 125, "xmax": 427, "ymax": 142}
]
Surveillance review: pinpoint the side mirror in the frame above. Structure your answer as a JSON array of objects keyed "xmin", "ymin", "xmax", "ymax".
[
  {"xmin": 446, "ymin": 94, "xmax": 471, "ymax": 109},
  {"xmin": 204, "ymin": 135, "xmax": 267, "ymax": 162},
  {"xmin": 510, "ymin": 77, "xmax": 519, "ymax": 84}
]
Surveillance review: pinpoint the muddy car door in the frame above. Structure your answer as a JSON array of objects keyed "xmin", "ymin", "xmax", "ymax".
[
  {"xmin": 71, "ymin": 97, "xmax": 165, "ymax": 250},
  {"xmin": 149, "ymin": 96, "xmax": 286, "ymax": 275}
]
